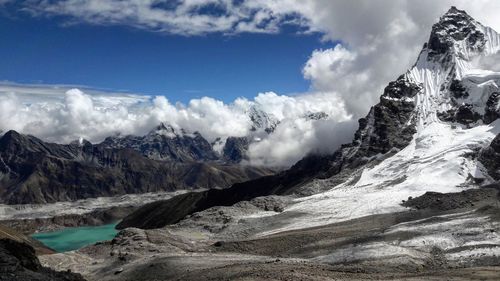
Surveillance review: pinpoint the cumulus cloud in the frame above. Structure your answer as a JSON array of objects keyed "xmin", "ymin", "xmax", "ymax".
[{"xmin": 246, "ymin": 118, "xmax": 356, "ymax": 167}]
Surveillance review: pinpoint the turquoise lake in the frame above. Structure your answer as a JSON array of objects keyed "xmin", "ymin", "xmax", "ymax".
[{"xmin": 31, "ymin": 223, "xmax": 118, "ymax": 252}]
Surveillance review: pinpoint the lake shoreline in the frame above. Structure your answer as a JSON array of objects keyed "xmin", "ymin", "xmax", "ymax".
[{"xmin": 0, "ymin": 190, "xmax": 192, "ymax": 234}]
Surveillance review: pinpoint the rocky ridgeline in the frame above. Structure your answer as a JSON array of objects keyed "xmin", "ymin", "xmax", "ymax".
[
  {"xmin": 0, "ymin": 129, "xmax": 274, "ymax": 204},
  {"xmin": 100, "ymin": 123, "xmax": 219, "ymax": 162}
]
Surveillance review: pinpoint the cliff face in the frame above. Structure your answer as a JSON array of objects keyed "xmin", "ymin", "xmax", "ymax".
[{"xmin": 479, "ymin": 133, "xmax": 500, "ymax": 181}]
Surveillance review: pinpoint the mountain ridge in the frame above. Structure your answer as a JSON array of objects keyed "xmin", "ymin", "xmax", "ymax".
[{"xmin": 0, "ymin": 129, "xmax": 274, "ymax": 204}]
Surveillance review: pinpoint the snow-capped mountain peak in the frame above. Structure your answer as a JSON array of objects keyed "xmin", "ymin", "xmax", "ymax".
[
  {"xmin": 427, "ymin": 6, "xmax": 487, "ymax": 60},
  {"xmin": 99, "ymin": 123, "xmax": 219, "ymax": 162},
  {"xmin": 247, "ymin": 105, "xmax": 280, "ymax": 134},
  {"xmin": 257, "ymin": 7, "xmax": 500, "ymax": 234},
  {"xmin": 399, "ymin": 7, "xmax": 500, "ymax": 131},
  {"xmin": 151, "ymin": 122, "xmax": 177, "ymax": 138}
]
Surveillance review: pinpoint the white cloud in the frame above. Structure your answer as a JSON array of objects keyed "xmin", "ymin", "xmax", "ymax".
[
  {"xmin": 473, "ymin": 52, "xmax": 500, "ymax": 72},
  {"xmin": 21, "ymin": 0, "xmax": 286, "ymax": 35},
  {"xmin": 246, "ymin": 118, "xmax": 356, "ymax": 167}
]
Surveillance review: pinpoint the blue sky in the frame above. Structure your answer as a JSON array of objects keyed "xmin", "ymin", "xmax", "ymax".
[{"xmin": 0, "ymin": 5, "xmax": 331, "ymax": 103}]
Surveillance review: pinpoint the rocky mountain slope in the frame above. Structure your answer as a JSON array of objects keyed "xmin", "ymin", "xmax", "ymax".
[
  {"xmin": 0, "ymin": 224, "xmax": 53, "ymax": 255},
  {"xmin": 0, "ymin": 129, "xmax": 273, "ymax": 204},
  {"xmin": 0, "ymin": 238, "xmax": 85, "ymax": 281},
  {"xmin": 119, "ymin": 6, "xmax": 500, "ymax": 253}
]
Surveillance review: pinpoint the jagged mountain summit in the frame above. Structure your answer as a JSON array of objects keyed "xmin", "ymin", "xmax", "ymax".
[
  {"xmin": 247, "ymin": 105, "xmax": 280, "ymax": 134},
  {"xmin": 220, "ymin": 107, "xmax": 329, "ymax": 163},
  {"xmin": 100, "ymin": 123, "xmax": 219, "ymax": 162}
]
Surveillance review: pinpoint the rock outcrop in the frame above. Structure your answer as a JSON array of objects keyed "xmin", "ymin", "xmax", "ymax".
[
  {"xmin": 222, "ymin": 137, "xmax": 250, "ymax": 163},
  {"xmin": 479, "ymin": 133, "xmax": 500, "ymax": 181},
  {"xmin": 0, "ymin": 239, "xmax": 86, "ymax": 281}
]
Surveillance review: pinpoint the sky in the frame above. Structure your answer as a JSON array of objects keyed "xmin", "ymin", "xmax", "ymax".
[
  {"xmin": 2, "ymin": 0, "xmax": 500, "ymax": 167},
  {"xmin": 0, "ymin": 7, "xmax": 327, "ymax": 103}
]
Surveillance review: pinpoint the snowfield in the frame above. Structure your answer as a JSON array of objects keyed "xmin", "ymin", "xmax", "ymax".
[{"xmin": 258, "ymin": 119, "xmax": 499, "ymax": 235}]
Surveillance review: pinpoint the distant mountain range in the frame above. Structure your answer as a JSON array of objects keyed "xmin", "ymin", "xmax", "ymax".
[
  {"xmin": 100, "ymin": 123, "xmax": 220, "ymax": 162},
  {"xmin": 0, "ymin": 128, "xmax": 274, "ymax": 204}
]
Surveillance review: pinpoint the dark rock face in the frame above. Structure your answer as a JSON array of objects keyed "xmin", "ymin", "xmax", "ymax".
[
  {"xmin": 402, "ymin": 186, "xmax": 500, "ymax": 211},
  {"xmin": 100, "ymin": 123, "xmax": 219, "ymax": 162},
  {"xmin": 437, "ymin": 79, "xmax": 498, "ymax": 126},
  {"xmin": 484, "ymin": 92, "xmax": 500, "ymax": 124},
  {"xmin": 449, "ymin": 79, "xmax": 469, "ymax": 99},
  {"xmin": 304, "ymin": 112, "xmax": 329, "ymax": 121},
  {"xmin": 0, "ymin": 131, "xmax": 274, "ymax": 204},
  {"xmin": 222, "ymin": 137, "xmax": 249, "ymax": 163},
  {"xmin": 347, "ymin": 75, "xmax": 420, "ymax": 162},
  {"xmin": 428, "ymin": 6, "xmax": 485, "ymax": 60},
  {"xmin": 0, "ymin": 239, "xmax": 86, "ymax": 281},
  {"xmin": 455, "ymin": 104, "xmax": 482, "ymax": 124},
  {"xmin": 118, "ymin": 74, "xmax": 423, "ymax": 230},
  {"xmin": 479, "ymin": 134, "xmax": 500, "ymax": 181}
]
